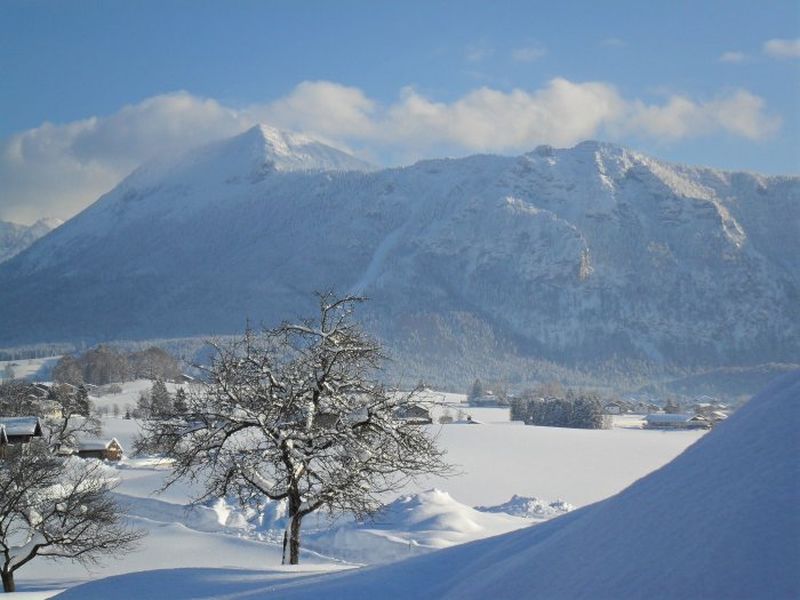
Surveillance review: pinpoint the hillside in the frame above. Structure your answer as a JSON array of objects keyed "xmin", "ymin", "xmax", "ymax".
[{"xmin": 0, "ymin": 125, "xmax": 797, "ymax": 380}]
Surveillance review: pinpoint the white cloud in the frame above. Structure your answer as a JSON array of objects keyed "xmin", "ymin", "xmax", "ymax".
[
  {"xmin": 253, "ymin": 81, "xmax": 377, "ymax": 139},
  {"xmin": 719, "ymin": 51, "xmax": 747, "ymax": 63},
  {"xmin": 511, "ymin": 46, "xmax": 547, "ymax": 62},
  {"xmin": 763, "ymin": 38, "xmax": 800, "ymax": 59},
  {"xmin": 0, "ymin": 92, "xmax": 251, "ymax": 224},
  {"xmin": 0, "ymin": 81, "xmax": 782, "ymax": 223},
  {"xmin": 382, "ymin": 79, "xmax": 625, "ymax": 152},
  {"xmin": 624, "ymin": 90, "xmax": 780, "ymax": 141}
]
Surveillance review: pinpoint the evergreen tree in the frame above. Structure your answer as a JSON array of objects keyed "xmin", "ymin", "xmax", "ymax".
[
  {"xmin": 172, "ymin": 387, "xmax": 188, "ymax": 414},
  {"xmin": 149, "ymin": 379, "xmax": 172, "ymax": 417},
  {"xmin": 468, "ymin": 378, "xmax": 485, "ymax": 404},
  {"xmin": 76, "ymin": 384, "xmax": 91, "ymax": 416}
]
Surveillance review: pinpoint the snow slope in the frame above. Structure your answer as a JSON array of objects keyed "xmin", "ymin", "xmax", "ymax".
[{"xmin": 54, "ymin": 372, "xmax": 800, "ymax": 599}]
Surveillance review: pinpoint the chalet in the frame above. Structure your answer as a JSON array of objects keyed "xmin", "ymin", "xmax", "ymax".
[
  {"xmin": 77, "ymin": 438, "xmax": 124, "ymax": 461},
  {"xmin": 0, "ymin": 416, "xmax": 44, "ymax": 443},
  {"xmin": 644, "ymin": 413, "xmax": 711, "ymax": 430},
  {"xmin": 394, "ymin": 405, "xmax": 433, "ymax": 424}
]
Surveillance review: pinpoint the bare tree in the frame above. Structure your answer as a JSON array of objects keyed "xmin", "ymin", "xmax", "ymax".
[
  {"xmin": 46, "ymin": 384, "xmax": 102, "ymax": 453},
  {"xmin": 138, "ymin": 294, "xmax": 452, "ymax": 565},
  {"xmin": 0, "ymin": 446, "xmax": 144, "ymax": 592}
]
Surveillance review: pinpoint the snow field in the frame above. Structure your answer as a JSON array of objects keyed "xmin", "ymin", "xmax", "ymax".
[
  {"xmin": 10, "ymin": 380, "xmax": 707, "ymax": 596},
  {"xmin": 54, "ymin": 371, "xmax": 797, "ymax": 600}
]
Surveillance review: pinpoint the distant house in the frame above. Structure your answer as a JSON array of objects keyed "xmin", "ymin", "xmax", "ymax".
[
  {"xmin": 454, "ymin": 414, "xmax": 483, "ymax": 425},
  {"xmin": 644, "ymin": 414, "xmax": 711, "ymax": 430},
  {"xmin": 394, "ymin": 405, "xmax": 433, "ymax": 424},
  {"xmin": 0, "ymin": 416, "xmax": 44, "ymax": 444},
  {"xmin": 470, "ymin": 391, "xmax": 507, "ymax": 407},
  {"xmin": 77, "ymin": 438, "xmax": 124, "ymax": 461},
  {"xmin": 603, "ymin": 399, "xmax": 631, "ymax": 415}
]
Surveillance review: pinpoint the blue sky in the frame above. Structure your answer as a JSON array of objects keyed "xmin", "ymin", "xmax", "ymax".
[{"xmin": 1, "ymin": 0, "xmax": 798, "ymax": 222}]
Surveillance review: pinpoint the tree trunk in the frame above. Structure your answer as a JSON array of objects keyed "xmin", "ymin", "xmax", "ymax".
[
  {"xmin": 288, "ymin": 513, "xmax": 301, "ymax": 565},
  {"xmin": 2, "ymin": 571, "xmax": 15, "ymax": 593},
  {"xmin": 282, "ymin": 493, "xmax": 303, "ymax": 565}
]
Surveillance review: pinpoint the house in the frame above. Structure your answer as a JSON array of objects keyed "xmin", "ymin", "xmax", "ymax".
[
  {"xmin": 394, "ymin": 404, "xmax": 433, "ymax": 424},
  {"xmin": 0, "ymin": 416, "xmax": 44, "ymax": 443},
  {"xmin": 644, "ymin": 413, "xmax": 711, "ymax": 430},
  {"xmin": 77, "ymin": 438, "xmax": 124, "ymax": 461},
  {"xmin": 603, "ymin": 399, "xmax": 631, "ymax": 415}
]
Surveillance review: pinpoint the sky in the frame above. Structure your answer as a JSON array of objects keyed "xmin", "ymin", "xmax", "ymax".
[{"xmin": 1, "ymin": 0, "xmax": 798, "ymax": 224}]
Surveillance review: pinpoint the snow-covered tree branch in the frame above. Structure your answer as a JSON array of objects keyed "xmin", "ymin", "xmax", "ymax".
[{"xmin": 137, "ymin": 292, "xmax": 453, "ymax": 564}]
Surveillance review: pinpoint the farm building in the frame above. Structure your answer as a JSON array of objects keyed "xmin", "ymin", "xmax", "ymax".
[
  {"xmin": 77, "ymin": 438, "xmax": 124, "ymax": 461},
  {"xmin": 394, "ymin": 404, "xmax": 433, "ymax": 424},
  {"xmin": 644, "ymin": 413, "xmax": 711, "ymax": 430},
  {"xmin": 0, "ymin": 416, "xmax": 44, "ymax": 444}
]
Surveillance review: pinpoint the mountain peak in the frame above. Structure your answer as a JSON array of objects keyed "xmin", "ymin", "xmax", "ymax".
[{"xmin": 234, "ymin": 124, "xmax": 374, "ymax": 173}]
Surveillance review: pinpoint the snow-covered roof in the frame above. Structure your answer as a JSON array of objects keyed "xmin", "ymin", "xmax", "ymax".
[
  {"xmin": 78, "ymin": 438, "xmax": 123, "ymax": 451},
  {"xmin": 0, "ymin": 416, "xmax": 42, "ymax": 436}
]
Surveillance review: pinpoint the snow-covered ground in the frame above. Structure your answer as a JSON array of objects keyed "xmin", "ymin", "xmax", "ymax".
[
  {"xmin": 0, "ymin": 356, "xmax": 60, "ymax": 382},
  {"xmin": 7, "ymin": 381, "xmax": 710, "ymax": 597},
  {"xmin": 50, "ymin": 371, "xmax": 799, "ymax": 600}
]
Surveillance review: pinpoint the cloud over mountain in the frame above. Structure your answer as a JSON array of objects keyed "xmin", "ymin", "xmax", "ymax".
[{"xmin": 0, "ymin": 80, "xmax": 782, "ymax": 223}]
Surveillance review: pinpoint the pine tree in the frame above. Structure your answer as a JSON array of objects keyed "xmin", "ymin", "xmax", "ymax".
[
  {"xmin": 149, "ymin": 379, "xmax": 172, "ymax": 418},
  {"xmin": 468, "ymin": 378, "xmax": 484, "ymax": 404},
  {"xmin": 172, "ymin": 387, "xmax": 188, "ymax": 414}
]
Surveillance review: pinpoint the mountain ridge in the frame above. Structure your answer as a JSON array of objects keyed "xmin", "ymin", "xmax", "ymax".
[
  {"xmin": 0, "ymin": 126, "xmax": 797, "ymax": 381},
  {"xmin": 0, "ymin": 217, "xmax": 63, "ymax": 264}
]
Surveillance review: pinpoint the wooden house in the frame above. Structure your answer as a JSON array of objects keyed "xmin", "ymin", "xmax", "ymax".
[
  {"xmin": 644, "ymin": 413, "xmax": 711, "ymax": 430},
  {"xmin": 394, "ymin": 404, "xmax": 433, "ymax": 424},
  {"xmin": 0, "ymin": 416, "xmax": 44, "ymax": 444},
  {"xmin": 77, "ymin": 438, "xmax": 124, "ymax": 461}
]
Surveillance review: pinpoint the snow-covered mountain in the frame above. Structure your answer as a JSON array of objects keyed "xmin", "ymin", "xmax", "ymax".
[
  {"xmin": 0, "ymin": 217, "xmax": 62, "ymax": 263},
  {"xmin": 0, "ymin": 125, "xmax": 797, "ymax": 374}
]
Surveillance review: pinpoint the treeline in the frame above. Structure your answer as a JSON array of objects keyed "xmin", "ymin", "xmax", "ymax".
[
  {"xmin": 53, "ymin": 346, "xmax": 181, "ymax": 385},
  {"xmin": 511, "ymin": 389, "xmax": 608, "ymax": 429}
]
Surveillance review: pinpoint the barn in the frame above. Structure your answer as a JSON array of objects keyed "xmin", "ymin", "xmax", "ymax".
[{"xmin": 77, "ymin": 438, "xmax": 125, "ymax": 461}]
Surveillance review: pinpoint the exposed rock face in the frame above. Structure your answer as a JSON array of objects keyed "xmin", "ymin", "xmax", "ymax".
[{"xmin": 0, "ymin": 126, "xmax": 797, "ymax": 371}]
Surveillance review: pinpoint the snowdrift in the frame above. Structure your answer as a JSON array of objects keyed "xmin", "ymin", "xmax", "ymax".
[
  {"xmin": 303, "ymin": 489, "xmax": 550, "ymax": 564},
  {"xmin": 55, "ymin": 372, "xmax": 800, "ymax": 599}
]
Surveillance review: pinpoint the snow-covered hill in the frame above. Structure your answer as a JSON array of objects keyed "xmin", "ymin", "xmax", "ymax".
[
  {"xmin": 0, "ymin": 217, "xmax": 62, "ymax": 263},
  {"xmin": 0, "ymin": 126, "xmax": 797, "ymax": 373},
  {"xmin": 54, "ymin": 372, "xmax": 798, "ymax": 599}
]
